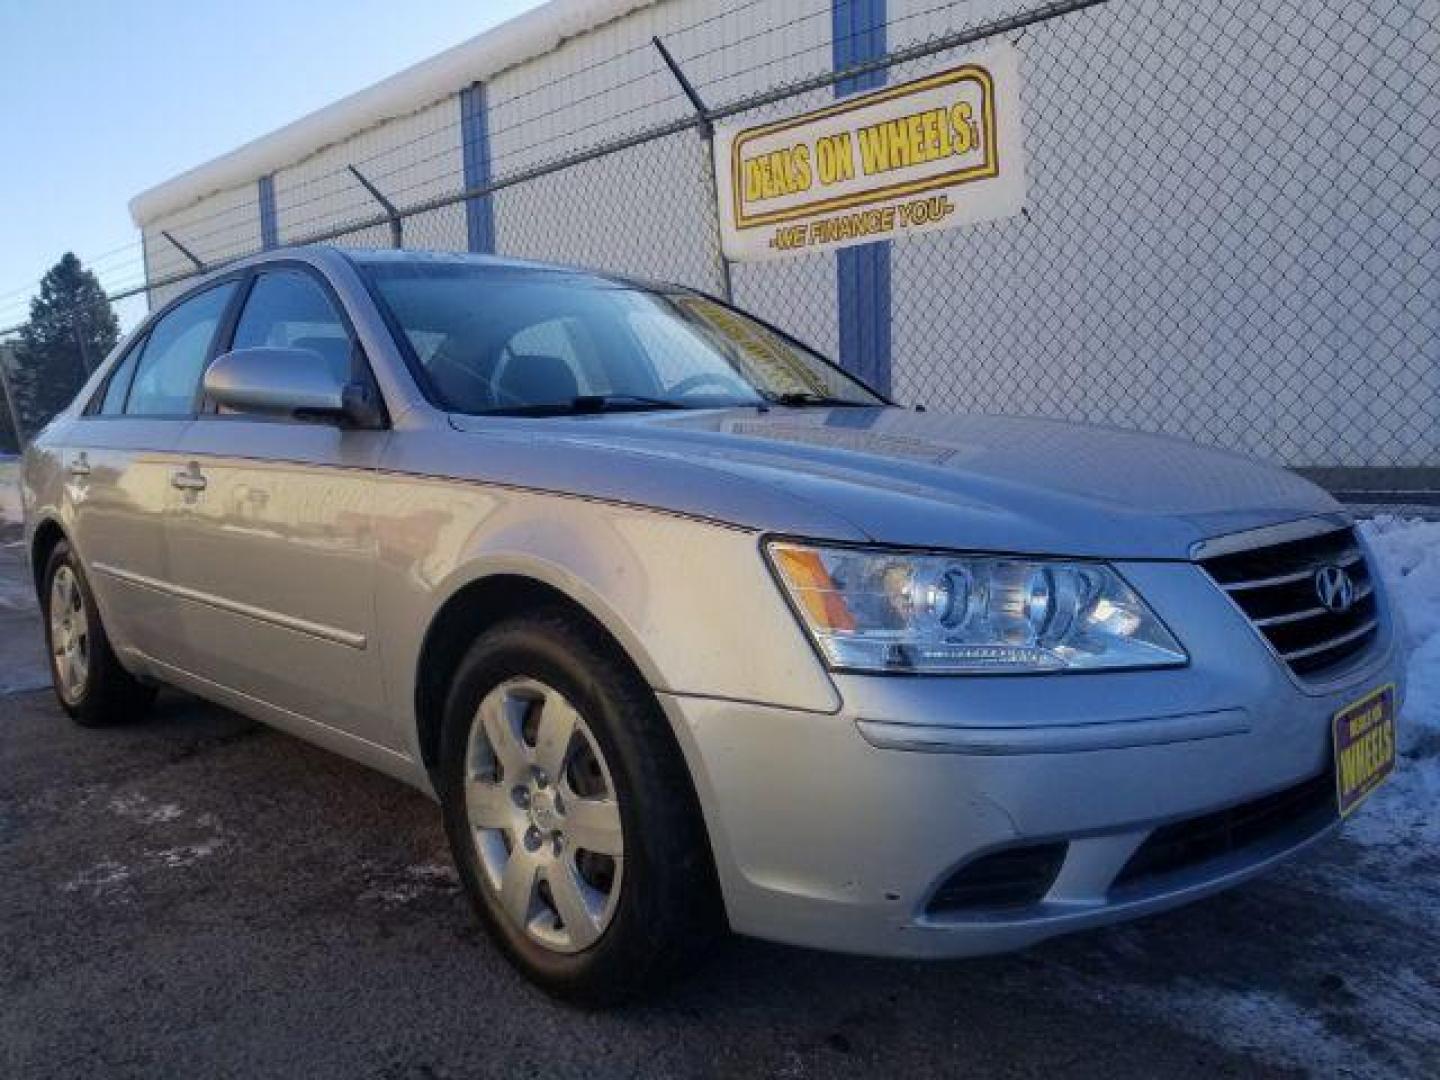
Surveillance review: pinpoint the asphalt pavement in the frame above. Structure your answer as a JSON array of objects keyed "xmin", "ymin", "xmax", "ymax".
[{"xmin": 2, "ymin": 519, "xmax": 1437, "ymax": 1079}]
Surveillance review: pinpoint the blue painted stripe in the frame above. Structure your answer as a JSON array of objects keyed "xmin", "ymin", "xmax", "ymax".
[
  {"xmin": 831, "ymin": 0, "xmax": 892, "ymax": 395},
  {"xmin": 833, "ymin": 0, "xmax": 886, "ymax": 93},
  {"xmin": 837, "ymin": 243, "xmax": 892, "ymax": 393},
  {"xmin": 258, "ymin": 174, "xmax": 279, "ymax": 250},
  {"xmin": 461, "ymin": 82, "xmax": 496, "ymax": 254}
]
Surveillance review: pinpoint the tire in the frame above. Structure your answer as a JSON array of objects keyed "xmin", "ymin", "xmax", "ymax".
[
  {"xmin": 41, "ymin": 540, "xmax": 156, "ymax": 727},
  {"xmin": 439, "ymin": 607, "xmax": 721, "ymax": 1006}
]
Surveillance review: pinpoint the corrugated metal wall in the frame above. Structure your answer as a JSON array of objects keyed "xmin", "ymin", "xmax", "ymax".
[{"xmin": 274, "ymin": 97, "xmax": 465, "ymax": 251}]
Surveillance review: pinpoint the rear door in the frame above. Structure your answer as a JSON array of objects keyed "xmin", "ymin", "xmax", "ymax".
[
  {"xmin": 164, "ymin": 266, "xmax": 393, "ymax": 747},
  {"xmin": 67, "ymin": 281, "xmax": 239, "ymax": 666}
]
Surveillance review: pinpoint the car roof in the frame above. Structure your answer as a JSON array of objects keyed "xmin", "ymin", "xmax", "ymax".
[
  {"xmin": 114, "ymin": 243, "xmax": 717, "ymax": 425},
  {"xmin": 148, "ymin": 245, "xmax": 694, "ymax": 328},
  {"xmin": 335, "ymin": 247, "xmax": 674, "ymax": 293}
]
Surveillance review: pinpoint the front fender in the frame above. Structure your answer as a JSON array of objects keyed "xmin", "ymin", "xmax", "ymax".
[{"xmin": 369, "ymin": 476, "xmax": 843, "ymax": 765}]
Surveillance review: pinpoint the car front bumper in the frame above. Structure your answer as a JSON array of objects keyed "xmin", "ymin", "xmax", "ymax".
[{"xmin": 659, "ymin": 559, "xmax": 1404, "ymax": 959}]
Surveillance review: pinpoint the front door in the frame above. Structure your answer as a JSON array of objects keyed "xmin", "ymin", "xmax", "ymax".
[{"xmin": 163, "ymin": 267, "xmax": 393, "ymax": 749}]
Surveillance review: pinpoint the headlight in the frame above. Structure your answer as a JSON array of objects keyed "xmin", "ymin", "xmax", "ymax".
[{"xmin": 766, "ymin": 541, "xmax": 1186, "ymax": 674}]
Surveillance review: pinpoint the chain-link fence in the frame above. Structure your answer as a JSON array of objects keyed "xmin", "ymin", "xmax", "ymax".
[{"xmin": 2, "ymin": 0, "xmax": 1435, "ymax": 492}]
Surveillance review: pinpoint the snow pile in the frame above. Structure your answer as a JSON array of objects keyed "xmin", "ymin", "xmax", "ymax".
[
  {"xmin": 1126, "ymin": 980, "xmax": 1379, "ymax": 1076},
  {"xmin": 1348, "ymin": 517, "xmax": 1440, "ymax": 848},
  {"xmin": 0, "ymin": 458, "xmax": 19, "ymax": 526},
  {"xmin": 357, "ymin": 861, "xmax": 461, "ymax": 908}
]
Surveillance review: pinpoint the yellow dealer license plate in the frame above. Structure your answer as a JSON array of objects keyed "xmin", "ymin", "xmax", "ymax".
[{"xmin": 1333, "ymin": 684, "xmax": 1397, "ymax": 817}]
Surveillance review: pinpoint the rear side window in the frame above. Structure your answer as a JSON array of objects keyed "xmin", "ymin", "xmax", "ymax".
[
  {"xmin": 125, "ymin": 283, "xmax": 237, "ymax": 417},
  {"xmin": 101, "ymin": 349, "xmax": 139, "ymax": 414},
  {"xmin": 88, "ymin": 334, "xmax": 146, "ymax": 415},
  {"xmin": 230, "ymin": 270, "xmax": 352, "ymax": 385}
]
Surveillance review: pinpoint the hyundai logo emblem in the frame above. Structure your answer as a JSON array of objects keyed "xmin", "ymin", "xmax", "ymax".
[{"xmin": 1314, "ymin": 565, "xmax": 1355, "ymax": 614}]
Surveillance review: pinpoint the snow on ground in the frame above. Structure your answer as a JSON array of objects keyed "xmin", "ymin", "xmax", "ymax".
[
  {"xmin": 1350, "ymin": 517, "xmax": 1440, "ymax": 850},
  {"xmin": 0, "ymin": 457, "xmax": 19, "ymax": 526},
  {"xmin": 1094, "ymin": 976, "xmax": 1387, "ymax": 1076},
  {"xmin": 357, "ymin": 861, "xmax": 461, "ymax": 908}
]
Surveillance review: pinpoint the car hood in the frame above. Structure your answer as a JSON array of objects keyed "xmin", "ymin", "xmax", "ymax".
[{"xmin": 447, "ymin": 407, "xmax": 1340, "ymax": 559}]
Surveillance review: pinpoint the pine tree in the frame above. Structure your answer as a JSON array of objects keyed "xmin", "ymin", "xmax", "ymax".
[{"xmin": 11, "ymin": 253, "xmax": 119, "ymax": 435}]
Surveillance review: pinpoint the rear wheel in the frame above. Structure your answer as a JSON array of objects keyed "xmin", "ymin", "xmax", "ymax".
[
  {"xmin": 42, "ymin": 541, "xmax": 155, "ymax": 726},
  {"xmin": 439, "ymin": 608, "xmax": 720, "ymax": 1005}
]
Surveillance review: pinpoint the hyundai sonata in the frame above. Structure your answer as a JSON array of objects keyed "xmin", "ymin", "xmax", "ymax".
[{"xmin": 21, "ymin": 247, "xmax": 1401, "ymax": 1003}]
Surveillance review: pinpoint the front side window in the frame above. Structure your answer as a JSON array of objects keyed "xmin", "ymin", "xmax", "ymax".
[
  {"xmin": 229, "ymin": 269, "xmax": 353, "ymax": 387},
  {"xmin": 359, "ymin": 261, "xmax": 882, "ymax": 416},
  {"xmin": 125, "ymin": 283, "xmax": 237, "ymax": 416}
]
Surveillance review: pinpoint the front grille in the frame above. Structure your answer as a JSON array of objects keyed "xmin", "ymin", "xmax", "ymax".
[
  {"xmin": 1199, "ymin": 526, "xmax": 1379, "ymax": 678},
  {"xmin": 1112, "ymin": 771, "xmax": 1336, "ymax": 892},
  {"xmin": 927, "ymin": 842, "xmax": 1067, "ymax": 915}
]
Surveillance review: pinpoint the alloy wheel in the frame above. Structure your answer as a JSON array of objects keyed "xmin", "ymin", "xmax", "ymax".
[
  {"xmin": 49, "ymin": 565, "xmax": 90, "ymax": 704},
  {"xmin": 464, "ymin": 677, "xmax": 625, "ymax": 953}
]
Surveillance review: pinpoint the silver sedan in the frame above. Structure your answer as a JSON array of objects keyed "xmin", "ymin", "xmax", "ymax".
[{"xmin": 21, "ymin": 247, "xmax": 1402, "ymax": 1004}]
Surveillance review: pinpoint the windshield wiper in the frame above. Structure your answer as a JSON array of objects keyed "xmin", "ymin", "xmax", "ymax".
[
  {"xmin": 764, "ymin": 391, "xmax": 872, "ymax": 408},
  {"xmin": 568, "ymin": 394, "xmax": 688, "ymax": 413},
  {"xmin": 478, "ymin": 394, "xmax": 689, "ymax": 417}
]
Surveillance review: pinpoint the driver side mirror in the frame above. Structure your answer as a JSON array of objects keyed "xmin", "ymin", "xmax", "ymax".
[{"xmin": 203, "ymin": 347, "xmax": 384, "ymax": 429}]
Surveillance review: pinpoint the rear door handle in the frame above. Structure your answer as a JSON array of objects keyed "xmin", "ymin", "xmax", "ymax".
[
  {"xmin": 171, "ymin": 467, "xmax": 208, "ymax": 493},
  {"xmin": 68, "ymin": 453, "xmax": 91, "ymax": 477}
]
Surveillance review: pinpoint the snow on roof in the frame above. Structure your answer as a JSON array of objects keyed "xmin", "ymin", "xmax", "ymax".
[{"xmin": 129, "ymin": 0, "xmax": 655, "ymax": 227}]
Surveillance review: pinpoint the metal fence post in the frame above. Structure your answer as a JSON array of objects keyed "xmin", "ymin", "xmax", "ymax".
[
  {"xmin": 652, "ymin": 35, "xmax": 733, "ymax": 302},
  {"xmin": 72, "ymin": 306, "xmax": 95, "ymax": 375},
  {"xmin": 161, "ymin": 230, "xmax": 207, "ymax": 273},
  {"xmin": 348, "ymin": 166, "xmax": 405, "ymax": 249},
  {"xmin": 0, "ymin": 347, "xmax": 26, "ymax": 453}
]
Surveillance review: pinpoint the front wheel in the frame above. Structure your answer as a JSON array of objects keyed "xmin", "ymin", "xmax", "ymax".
[
  {"xmin": 439, "ymin": 609, "xmax": 720, "ymax": 1005},
  {"xmin": 42, "ymin": 540, "xmax": 155, "ymax": 726}
]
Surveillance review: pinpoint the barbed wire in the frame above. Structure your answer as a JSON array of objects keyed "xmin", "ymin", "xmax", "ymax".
[
  {"xmin": 0, "ymin": 1, "xmax": 1165, "ymax": 336},
  {"xmin": 16, "ymin": 0, "xmax": 1002, "ymax": 294},
  {"xmin": 8, "ymin": 0, "xmax": 1020, "ymax": 306}
]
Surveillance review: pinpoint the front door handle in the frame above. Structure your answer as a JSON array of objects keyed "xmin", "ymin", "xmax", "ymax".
[
  {"xmin": 171, "ymin": 466, "xmax": 208, "ymax": 493},
  {"xmin": 68, "ymin": 453, "xmax": 91, "ymax": 478}
]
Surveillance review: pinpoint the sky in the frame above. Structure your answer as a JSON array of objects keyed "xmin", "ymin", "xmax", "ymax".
[{"xmin": 0, "ymin": 0, "xmax": 544, "ymax": 330}]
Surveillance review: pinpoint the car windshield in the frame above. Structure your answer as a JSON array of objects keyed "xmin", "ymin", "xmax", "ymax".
[{"xmin": 357, "ymin": 260, "xmax": 884, "ymax": 415}]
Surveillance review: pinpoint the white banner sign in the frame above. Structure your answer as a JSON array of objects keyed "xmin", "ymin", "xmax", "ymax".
[{"xmin": 713, "ymin": 45, "xmax": 1026, "ymax": 262}]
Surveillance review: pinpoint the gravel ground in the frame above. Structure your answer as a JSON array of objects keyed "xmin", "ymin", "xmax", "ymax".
[{"xmin": 1, "ymin": 517, "xmax": 1437, "ymax": 1079}]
